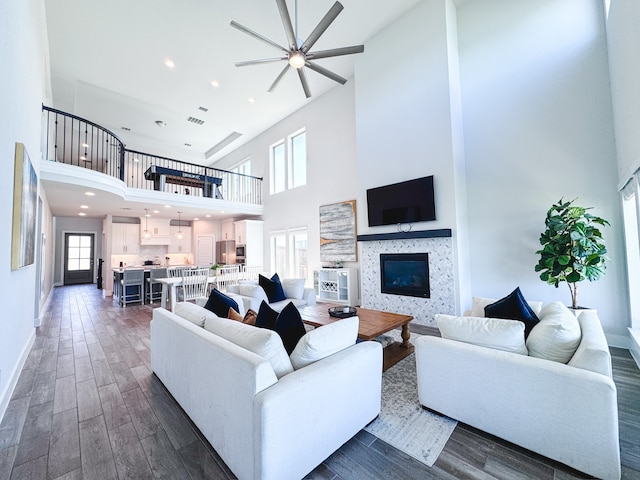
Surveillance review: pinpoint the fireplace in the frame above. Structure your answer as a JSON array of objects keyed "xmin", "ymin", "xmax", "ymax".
[{"xmin": 380, "ymin": 253, "xmax": 430, "ymax": 298}]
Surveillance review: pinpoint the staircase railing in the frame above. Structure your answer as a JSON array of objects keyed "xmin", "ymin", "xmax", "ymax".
[{"xmin": 42, "ymin": 106, "xmax": 263, "ymax": 205}]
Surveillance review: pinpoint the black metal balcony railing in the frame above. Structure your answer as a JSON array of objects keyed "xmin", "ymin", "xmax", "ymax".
[{"xmin": 42, "ymin": 106, "xmax": 263, "ymax": 205}]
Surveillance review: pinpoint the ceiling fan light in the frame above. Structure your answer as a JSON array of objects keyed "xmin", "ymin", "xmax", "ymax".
[{"xmin": 288, "ymin": 51, "xmax": 305, "ymax": 69}]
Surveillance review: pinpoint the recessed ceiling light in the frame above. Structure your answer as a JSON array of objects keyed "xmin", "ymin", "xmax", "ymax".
[
  {"xmin": 165, "ymin": 59, "xmax": 175, "ymax": 68},
  {"xmin": 85, "ymin": 191, "xmax": 95, "ymax": 196},
  {"xmin": 205, "ymin": 214, "xmax": 211, "ymax": 218},
  {"xmin": 133, "ymin": 158, "xmax": 139, "ymax": 162},
  {"xmin": 80, "ymin": 205, "xmax": 89, "ymax": 209},
  {"xmin": 82, "ymin": 143, "xmax": 89, "ymax": 148},
  {"xmin": 78, "ymin": 212, "xmax": 86, "ymax": 216},
  {"xmin": 153, "ymin": 210, "xmax": 160, "ymax": 214},
  {"xmin": 248, "ymin": 97, "xmax": 255, "ymax": 103},
  {"xmin": 194, "ymin": 217, "xmax": 199, "ymax": 221},
  {"xmin": 164, "ymin": 205, "xmax": 171, "ymax": 208},
  {"xmin": 211, "ymin": 80, "xmax": 219, "ymax": 88}
]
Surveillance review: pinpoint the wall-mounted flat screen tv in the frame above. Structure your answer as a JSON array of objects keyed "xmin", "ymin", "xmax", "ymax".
[{"xmin": 366, "ymin": 175, "xmax": 436, "ymax": 226}]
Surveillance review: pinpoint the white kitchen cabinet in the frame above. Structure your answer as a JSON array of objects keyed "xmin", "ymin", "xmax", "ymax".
[
  {"xmin": 140, "ymin": 217, "xmax": 171, "ymax": 245},
  {"xmin": 169, "ymin": 226, "xmax": 192, "ymax": 253},
  {"xmin": 314, "ymin": 268, "xmax": 359, "ymax": 306},
  {"xmin": 112, "ymin": 223, "xmax": 140, "ymax": 254},
  {"xmin": 234, "ymin": 219, "xmax": 263, "ymax": 267},
  {"xmin": 221, "ymin": 220, "xmax": 234, "ymax": 241}
]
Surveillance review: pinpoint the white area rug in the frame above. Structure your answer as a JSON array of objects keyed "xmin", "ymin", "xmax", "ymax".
[{"xmin": 364, "ymin": 344, "xmax": 457, "ymax": 467}]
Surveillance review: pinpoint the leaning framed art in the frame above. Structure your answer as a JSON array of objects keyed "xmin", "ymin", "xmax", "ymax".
[
  {"xmin": 319, "ymin": 199, "xmax": 357, "ymax": 262},
  {"xmin": 11, "ymin": 142, "xmax": 38, "ymax": 270}
]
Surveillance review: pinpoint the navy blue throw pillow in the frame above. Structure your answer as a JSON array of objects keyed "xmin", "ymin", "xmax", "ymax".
[
  {"xmin": 255, "ymin": 301, "xmax": 306, "ymax": 355},
  {"xmin": 204, "ymin": 288, "xmax": 239, "ymax": 318},
  {"xmin": 484, "ymin": 287, "xmax": 539, "ymax": 338},
  {"xmin": 258, "ymin": 273, "xmax": 287, "ymax": 303},
  {"xmin": 255, "ymin": 301, "xmax": 279, "ymax": 329}
]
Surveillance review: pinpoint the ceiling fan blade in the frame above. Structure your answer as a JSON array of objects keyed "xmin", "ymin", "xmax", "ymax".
[
  {"xmin": 235, "ymin": 57, "xmax": 287, "ymax": 67},
  {"xmin": 300, "ymin": 1, "xmax": 344, "ymax": 54},
  {"xmin": 297, "ymin": 68, "xmax": 312, "ymax": 98},
  {"xmin": 275, "ymin": 0, "xmax": 297, "ymax": 50},
  {"xmin": 307, "ymin": 45, "xmax": 364, "ymax": 60},
  {"xmin": 268, "ymin": 64, "xmax": 291, "ymax": 93},
  {"xmin": 230, "ymin": 20, "xmax": 289, "ymax": 54},
  {"xmin": 305, "ymin": 61, "xmax": 347, "ymax": 85}
]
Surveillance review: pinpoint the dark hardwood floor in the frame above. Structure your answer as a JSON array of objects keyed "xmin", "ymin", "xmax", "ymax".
[{"xmin": 0, "ymin": 284, "xmax": 638, "ymax": 479}]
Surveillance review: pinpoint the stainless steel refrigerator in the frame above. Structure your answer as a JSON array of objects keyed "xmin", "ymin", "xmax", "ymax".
[{"xmin": 216, "ymin": 240, "xmax": 236, "ymax": 265}]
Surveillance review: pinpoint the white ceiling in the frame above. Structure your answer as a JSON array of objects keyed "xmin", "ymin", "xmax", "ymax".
[{"xmin": 44, "ymin": 0, "xmax": 424, "ymax": 165}]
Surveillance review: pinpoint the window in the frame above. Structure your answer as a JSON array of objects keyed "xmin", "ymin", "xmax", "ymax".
[
  {"xmin": 289, "ymin": 130, "xmax": 307, "ymax": 189},
  {"xmin": 269, "ymin": 128, "xmax": 306, "ymax": 194},
  {"xmin": 270, "ymin": 227, "xmax": 308, "ymax": 283},
  {"xmin": 622, "ymin": 174, "xmax": 640, "ymax": 330},
  {"xmin": 270, "ymin": 142, "xmax": 286, "ymax": 194}
]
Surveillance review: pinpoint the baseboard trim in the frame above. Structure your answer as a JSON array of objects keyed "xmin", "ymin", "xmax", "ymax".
[
  {"xmin": 606, "ymin": 333, "xmax": 630, "ymax": 350},
  {"xmin": 0, "ymin": 329, "xmax": 36, "ymax": 424}
]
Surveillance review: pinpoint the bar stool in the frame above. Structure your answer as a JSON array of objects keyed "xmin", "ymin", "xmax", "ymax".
[
  {"xmin": 120, "ymin": 269, "xmax": 144, "ymax": 307},
  {"xmin": 146, "ymin": 267, "xmax": 167, "ymax": 303}
]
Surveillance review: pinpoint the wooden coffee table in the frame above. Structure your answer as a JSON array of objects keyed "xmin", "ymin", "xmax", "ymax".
[{"xmin": 299, "ymin": 303, "xmax": 414, "ymax": 371}]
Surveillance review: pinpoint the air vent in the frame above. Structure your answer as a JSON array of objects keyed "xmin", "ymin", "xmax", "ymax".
[
  {"xmin": 187, "ymin": 117, "xmax": 205, "ymax": 125},
  {"xmin": 198, "ymin": 106, "xmax": 209, "ymax": 112},
  {"xmin": 121, "ymin": 126, "xmax": 131, "ymax": 131}
]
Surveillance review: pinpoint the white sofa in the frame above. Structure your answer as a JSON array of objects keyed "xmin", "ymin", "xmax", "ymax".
[
  {"xmin": 415, "ymin": 307, "xmax": 620, "ymax": 480},
  {"xmin": 226, "ymin": 278, "xmax": 316, "ymax": 313},
  {"xmin": 151, "ymin": 303, "xmax": 382, "ymax": 480}
]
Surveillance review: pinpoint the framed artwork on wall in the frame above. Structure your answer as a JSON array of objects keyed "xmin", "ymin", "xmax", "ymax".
[
  {"xmin": 320, "ymin": 200, "xmax": 357, "ymax": 262},
  {"xmin": 11, "ymin": 142, "xmax": 38, "ymax": 270}
]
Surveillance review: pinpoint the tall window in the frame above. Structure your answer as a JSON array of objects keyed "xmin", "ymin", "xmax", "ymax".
[
  {"xmin": 270, "ymin": 227, "xmax": 308, "ymax": 283},
  {"xmin": 289, "ymin": 130, "xmax": 307, "ymax": 189},
  {"xmin": 269, "ymin": 128, "xmax": 306, "ymax": 194},
  {"xmin": 622, "ymin": 174, "xmax": 640, "ymax": 330}
]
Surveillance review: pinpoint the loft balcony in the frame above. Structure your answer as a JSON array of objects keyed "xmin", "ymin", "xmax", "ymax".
[{"xmin": 40, "ymin": 106, "xmax": 263, "ymax": 219}]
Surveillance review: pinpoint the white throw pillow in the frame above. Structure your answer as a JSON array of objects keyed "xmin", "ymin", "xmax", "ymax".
[
  {"xmin": 436, "ymin": 314, "xmax": 528, "ymax": 355},
  {"xmin": 174, "ymin": 301, "xmax": 218, "ymax": 328},
  {"xmin": 204, "ymin": 316, "xmax": 294, "ymax": 378},
  {"xmin": 470, "ymin": 296, "xmax": 543, "ymax": 317},
  {"xmin": 290, "ymin": 316, "xmax": 359, "ymax": 369},
  {"xmin": 238, "ymin": 284, "xmax": 269, "ymax": 303},
  {"xmin": 281, "ymin": 278, "xmax": 306, "ymax": 300},
  {"xmin": 526, "ymin": 301, "xmax": 581, "ymax": 363}
]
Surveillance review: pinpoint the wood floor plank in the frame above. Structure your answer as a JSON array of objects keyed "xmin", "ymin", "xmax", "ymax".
[
  {"xmin": 73, "ymin": 355, "xmax": 94, "ymax": 384},
  {"xmin": 13, "ymin": 433, "xmax": 49, "ymax": 468},
  {"xmin": 19, "ymin": 401, "xmax": 53, "ymax": 442},
  {"xmin": 52, "ymin": 375, "xmax": 77, "ymax": 415},
  {"xmin": 121, "ymin": 387, "xmax": 163, "ymax": 440},
  {"xmin": 8, "ymin": 454, "xmax": 47, "ymax": 480},
  {"xmin": 110, "ymin": 361, "xmax": 140, "ymax": 394},
  {"xmin": 0, "ymin": 445, "xmax": 18, "ymax": 480},
  {"xmin": 76, "ymin": 379, "xmax": 102, "ymax": 422},
  {"xmin": 48, "ymin": 408, "xmax": 81, "ymax": 478},
  {"xmin": 178, "ymin": 438, "xmax": 234, "ymax": 480},
  {"xmin": 97, "ymin": 383, "xmax": 131, "ymax": 431},
  {"xmin": 140, "ymin": 429, "xmax": 192, "ymax": 479},
  {"xmin": 108, "ymin": 422, "xmax": 154, "ymax": 480},
  {"xmin": 55, "ymin": 354, "xmax": 74, "ymax": 379},
  {"xmin": 78, "ymin": 415, "xmax": 113, "ymax": 469},
  {"xmin": 10, "ymin": 368, "xmax": 36, "ymax": 401}
]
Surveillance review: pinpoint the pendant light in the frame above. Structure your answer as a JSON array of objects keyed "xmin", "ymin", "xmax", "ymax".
[
  {"xmin": 176, "ymin": 211, "xmax": 184, "ymax": 240},
  {"xmin": 143, "ymin": 209, "xmax": 151, "ymax": 239}
]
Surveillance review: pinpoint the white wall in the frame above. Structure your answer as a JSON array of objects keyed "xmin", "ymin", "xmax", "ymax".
[
  {"xmin": 606, "ymin": 0, "xmax": 640, "ymax": 184},
  {"xmin": 216, "ymin": 81, "xmax": 358, "ymax": 276},
  {"xmin": 0, "ymin": 0, "xmax": 51, "ymax": 418},
  {"xmin": 457, "ymin": 0, "xmax": 628, "ymax": 340}
]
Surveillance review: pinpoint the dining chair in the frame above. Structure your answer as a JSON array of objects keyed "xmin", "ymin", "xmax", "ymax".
[
  {"xmin": 146, "ymin": 267, "xmax": 167, "ymax": 303},
  {"xmin": 241, "ymin": 265, "xmax": 263, "ymax": 282},
  {"xmin": 120, "ymin": 269, "xmax": 145, "ymax": 307},
  {"xmin": 216, "ymin": 265, "xmax": 240, "ymax": 292},
  {"xmin": 180, "ymin": 267, "xmax": 210, "ymax": 303}
]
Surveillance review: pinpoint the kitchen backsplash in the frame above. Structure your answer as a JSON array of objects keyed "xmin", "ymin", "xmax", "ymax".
[{"xmin": 111, "ymin": 245, "xmax": 194, "ymax": 267}]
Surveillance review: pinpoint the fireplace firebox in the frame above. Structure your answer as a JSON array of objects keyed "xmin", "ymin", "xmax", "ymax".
[{"xmin": 380, "ymin": 253, "xmax": 430, "ymax": 298}]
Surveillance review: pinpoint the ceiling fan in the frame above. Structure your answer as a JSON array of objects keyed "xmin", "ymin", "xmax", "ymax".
[{"xmin": 230, "ymin": 0, "xmax": 364, "ymax": 98}]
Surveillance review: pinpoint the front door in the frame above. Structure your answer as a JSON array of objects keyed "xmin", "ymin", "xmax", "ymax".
[{"xmin": 64, "ymin": 233, "xmax": 95, "ymax": 285}]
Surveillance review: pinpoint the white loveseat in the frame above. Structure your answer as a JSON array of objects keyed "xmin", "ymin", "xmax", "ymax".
[
  {"xmin": 415, "ymin": 306, "xmax": 620, "ymax": 480},
  {"xmin": 226, "ymin": 278, "xmax": 316, "ymax": 313},
  {"xmin": 151, "ymin": 303, "xmax": 382, "ymax": 480}
]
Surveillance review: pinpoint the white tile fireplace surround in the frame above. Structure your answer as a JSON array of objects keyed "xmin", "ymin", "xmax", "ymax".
[{"xmin": 358, "ymin": 231, "xmax": 455, "ymax": 326}]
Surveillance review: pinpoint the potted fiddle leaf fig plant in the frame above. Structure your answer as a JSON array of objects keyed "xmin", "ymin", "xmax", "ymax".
[{"xmin": 534, "ymin": 198, "xmax": 610, "ymax": 309}]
